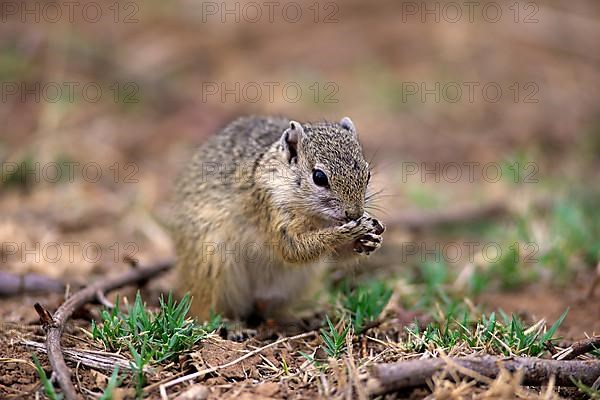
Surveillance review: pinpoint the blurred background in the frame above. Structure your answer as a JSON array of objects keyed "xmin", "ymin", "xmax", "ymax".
[{"xmin": 1, "ymin": 0, "xmax": 599, "ymax": 334}]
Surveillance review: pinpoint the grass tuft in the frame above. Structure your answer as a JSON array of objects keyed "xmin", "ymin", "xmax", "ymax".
[
  {"xmin": 92, "ymin": 291, "xmax": 212, "ymax": 364},
  {"xmin": 320, "ymin": 315, "xmax": 350, "ymax": 358},
  {"xmin": 405, "ymin": 308, "xmax": 568, "ymax": 357},
  {"xmin": 128, "ymin": 341, "xmax": 151, "ymax": 399},
  {"xmin": 339, "ymin": 280, "xmax": 392, "ymax": 334},
  {"xmin": 91, "ymin": 291, "xmax": 218, "ymax": 398}
]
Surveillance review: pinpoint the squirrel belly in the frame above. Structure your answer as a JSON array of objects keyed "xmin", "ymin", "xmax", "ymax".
[
  {"xmin": 176, "ymin": 218, "xmax": 322, "ymax": 320},
  {"xmin": 171, "ymin": 116, "xmax": 385, "ymax": 321}
]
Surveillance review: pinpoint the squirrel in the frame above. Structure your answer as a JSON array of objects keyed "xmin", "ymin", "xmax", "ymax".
[{"xmin": 171, "ymin": 116, "xmax": 385, "ymax": 321}]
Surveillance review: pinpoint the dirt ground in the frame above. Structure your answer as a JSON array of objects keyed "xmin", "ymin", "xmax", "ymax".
[{"xmin": 0, "ymin": 266, "xmax": 598, "ymax": 399}]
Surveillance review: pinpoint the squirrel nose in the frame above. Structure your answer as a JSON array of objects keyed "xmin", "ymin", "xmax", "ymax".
[{"xmin": 345, "ymin": 210, "xmax": 362, "ymax": 221}]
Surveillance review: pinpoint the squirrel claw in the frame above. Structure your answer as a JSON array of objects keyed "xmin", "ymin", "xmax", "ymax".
[{"xmin": 354, "ymin": 233, "xmax": 383, "ymax": 254}]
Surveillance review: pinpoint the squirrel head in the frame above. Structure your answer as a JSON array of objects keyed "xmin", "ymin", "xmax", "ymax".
[{"xmin": 277, "ymin": 117, "xmax": 370, "ymax": 223}]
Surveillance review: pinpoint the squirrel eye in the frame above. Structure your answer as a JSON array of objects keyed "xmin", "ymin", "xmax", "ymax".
[
  {"xmin": 312, "ymin": 169, "xmax": 329, "ymax": 187},
  {"xmin": 367, "ymin": 170, "xmax": 371, "ymax": 184}
]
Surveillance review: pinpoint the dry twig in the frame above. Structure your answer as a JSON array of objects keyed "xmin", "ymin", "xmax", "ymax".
[
  {"xmin": 554, "ymin": 335, "xmax": 600, "ymax": 360},
  {"xmin": 0, "ymin": 272, "xmax": 65, "ymax": 296},
  {"xmin": 22, "ymin": 339, "xmax": 151, "ymax": 374},
  {"xmin": 366, "ymin": 356, "xmax": 600, "ymax": 396}
]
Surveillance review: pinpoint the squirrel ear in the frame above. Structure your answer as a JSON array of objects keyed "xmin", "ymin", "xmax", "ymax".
[
  {"xmin": 340, "ymin": 117, "xmax": 356, "ymax": 136},
  {"xmin": 280, "ymin": 120, "xmax": 304, "ymax": 163}
]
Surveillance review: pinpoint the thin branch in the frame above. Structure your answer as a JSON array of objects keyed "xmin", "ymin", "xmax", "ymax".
[
  {"xmin": 159, "ymin": 331, "xmax": 316, "ymax": 399},
  {"xmin": 0, "ymin": 272, "xmax": 64, "ymax": 296},
  {"xmin": 34, "ymin": 303, "xmax": 55, "ymax": 327},
  {"xmin": 22, "ymin": 340, "xmax": 151, "ymax": 374},
  {"xmin": 554, "ymin": 336, "xmax": 600, "ymax": 360},
  {"xmin": 33, "ymin": 259, "xmax": 173, "ymax": 400},
  {"xmin": 366, "ymin": 356, "xmax": 600, "ymax": 396},
  {"xmin": 95, "ymin": 290, "xmax": 115, "ymax": 309}
]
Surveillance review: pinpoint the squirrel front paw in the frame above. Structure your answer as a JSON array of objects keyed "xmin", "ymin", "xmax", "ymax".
[
  {"xmin": 340, "ymin": 215, "xmax": 385, "ymax": 236},
  {"xmin": 354, "ymin": 233, "xmax": 383, "ymax": 254},
  {"xmin": 352, "ymin": 216, "xmax": 385, "ymax": 255},
  {"xmin": 363, "ymin": 216, "xmax": 385, "ymax": 235},
  {"xmin": 338, "ymin": 215, "xmax": 385, "ymax": 255},
  {"xmin": 339, "ymin": 218, "xmax": 366, "ymax": 237}
]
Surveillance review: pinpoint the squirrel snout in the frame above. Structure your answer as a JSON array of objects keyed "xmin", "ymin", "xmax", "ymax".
[{"xmin": 345, "ymin": 209, "xmax": 363, "ymax": 222}]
